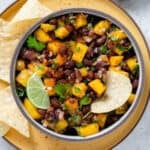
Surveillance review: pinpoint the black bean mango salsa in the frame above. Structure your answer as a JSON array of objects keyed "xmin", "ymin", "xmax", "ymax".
[{"xmin": 15, "ymin": 13, "xmax": 139, "ymax": 137}]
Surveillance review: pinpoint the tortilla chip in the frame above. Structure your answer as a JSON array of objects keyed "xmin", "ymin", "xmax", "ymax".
[
  {"xmin": 0, "ymin": 39, "xmax": 19, "ymax": 82},
  {"xmin": 91, "ymin": 71, "xmax": 132, "ymax": 113},
  {"xmin": 0, "ymin": 18, "xmax": 44, "ymax": 82},
  {"xmin": 0, "ymin": 122, "xmax": 10, "ymax": 136},
  {"xmin": 0, "ymin": 87, "xmax": 29, "ymax": 137},
  {"xmin": 11, "ymin": 0, "xmax": 51, "ymax": 23}
]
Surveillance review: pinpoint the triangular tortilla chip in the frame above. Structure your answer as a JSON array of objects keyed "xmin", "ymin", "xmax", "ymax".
[
  {"xmin": 0, "ymin": 122, "xmax": 10, "ymax": 136},
  {"xmin": 0, "ymin": 87, "xmax": 29, "ymax": 137},
  {"xmin": 11, "ymin": 0, "xmax": 51, "ymax": 22},
  {"xmin": 0, "ymin": 39, "xmax": 19, "ymax": 82},
  {"xmin": 91, "ymin": 71, "xmax": 132, "ymax": 113}
]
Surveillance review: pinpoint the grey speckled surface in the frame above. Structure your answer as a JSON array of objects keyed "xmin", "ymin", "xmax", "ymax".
[{"xmin": 0, "ymin": 0, "xmax": 150, "ymax": 150}]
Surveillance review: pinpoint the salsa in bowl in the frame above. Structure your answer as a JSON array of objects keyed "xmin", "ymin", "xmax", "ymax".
[{"xmin": 11, "ymin": 8, "xmax": 142, "ymax": 140}]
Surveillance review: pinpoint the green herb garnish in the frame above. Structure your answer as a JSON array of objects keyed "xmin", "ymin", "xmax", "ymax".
[
  {"xmin": 55, "ymin": 83, "xmax": 72, "ymax": 100},
  {"xmin": 76, "ymin": 62, "xmax": 83, "ymax": 68},
  {"xmin": 68, "ymin": 115, "xmax": 81, "ymax": 126},
  {"xmin": 51, "ymin": 63, "xmax": 58, "ymax": 70},
  {"xmin": 132, "ymin": 64, "xmax": 139, "ymax": 75},
  {"xmin": 80, "ymin": 94, "xmax": 91, "ymax": 109},
  {"xmin": 35, "ymin": 65, "xmax": 45, "ymax": 71},
  {"xmin": 27, "ymin": 36, "xmax": 46, "ymax": 52},
  {"xmin": 117, "ymin": 45, "xmax": 127, "ymax": 51},
  {"xmin": 100, "ymin": 45, "xmax": 107, "ymax": 54},
  {"xmin": 74, "ymin": 87, "xmax": 81, "ymax": 93},
  {"xmin": 16, "ymin": 87, "xmax": 25, "ymax": 98}
]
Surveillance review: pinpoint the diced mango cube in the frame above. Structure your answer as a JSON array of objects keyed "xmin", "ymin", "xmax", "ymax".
[
  {"xmin": 40, "ymin": 23, "xmax": 56, "ymax": 32},
  {"xmin": 44, "ymin": 78, "xmax": 56, "ymax": 96},
  {"xmin": 88, "ymin": 79, "xmax": 106, "ymax": 95},
  {"xmin": 28, "ymin": 63, "xmax": 48, "ymax": 77},
  {"xmin": 72, "ymin": 42, "xmax": 88, "ymax": 63},
  {"xmin": 75, "ymin": 14, "xmax": 87, "ymax": 29},
  {"xmin": 16, "ymin": 69, "xmax": 32, "ymax": 87},
  {"xmin": 76, "ymin": 123, "xmax": 99, "ymax": 137},
  {"xmin": 94, "ymin": 20, "xmax": 110, "ymax": 35},
  {"xmin": 55, "ymin": 26, "xmax": 70, "ymax": 39},
  {"xmin": 113, "ymin": 47, "xmax": 124, "ymax": 55},
  {"xmin": 97, "ymin": 114, "xmax": 107, "ymax": 128},
  {"xmin": 110, "ymin": 56, "xmax": 124, "ymax": 66},
  {"xmin": 24, "ymin": 98, "xmax": 41, "ymax": 119},
  {"xmin": 64, "ymin": 98, "xmax": 78, "ymax": 114},
  {"xmin": 126, "ymin": 57, "xmax": 137, "ymax": 70},
  {"xmin": 55, "ymin": 54, "xmax": 66, "ymax": 66},
  {"xmin": 79, "ymin": 67, "xmax": 88, "ymax": 77},
  {"xmin": 47, "ymin": 41, "xmax": 64, "ymax": 54},
  {"xmin": 72, "ymin": 83, "xmax": 87, "ymax": 98},
  {"xmin": 110, "ymin": 29, "xmax": 127, "ymax": 40},
  {"xmin": 55, "ymin": 119, "xmax": 68, "ymax": 132},
  {"xmin": 128, "ymin": 93, "xmax": 136, "ymax": 105},
  {"xmin": 34, "ymin": 28, "xmax": 51, "ymax": 43}
]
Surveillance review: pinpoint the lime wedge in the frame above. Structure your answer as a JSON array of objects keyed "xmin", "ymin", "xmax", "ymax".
[{"xmin": 26, "ymin": 73, "xmax": 50, "ymax": 109}]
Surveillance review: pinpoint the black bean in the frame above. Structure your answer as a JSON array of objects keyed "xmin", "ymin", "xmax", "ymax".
[
  {"xmin": 82, "ymin": 105, "xmax": 90, "ymax": 115},
  {"xmin": 89, "ymin": 91, "xmax": 97, "ymax": 100},
  {"xmin": 51, "ymin": 97, "xmax": 61, "ymax": 108},
  {"xmin": 87, "ymin": 71, "xmax": 95, "ymax": 80},
  {"xmin": 79, "ymin": 28, "xmax": 89, "ymax": 36},
  {"xmin": 95, "ymin": 61, "xmax": 108, "ymax": 70},
  {"xmin": 49, "ymin": 32, "xmax": 56, "ymax": 40},
  {"xmin": 86, "ymin": 48, "xmax": 94, "ymax": 59},
  {"xmin": 49, "ymin": 18, "xmax": 57, "ymax": 25},
  {"xmin": 96, "ymin": 35, "xmax": 106, "ymax": 46},
  {"xmin": 90, "ymin": 41, "xmax": 96, "ymax": 48},
  {"xmin": 107, "ymin": 40, "xmax": 115, "ymax": 50},
  {"xmin": 58, "ymin": 79, "xmax": 67, "ymax": 84},
  {"xmin": 75, "ymin": 69, "xmax": 82, "ymax": 82},
  {"xmin": 88, "ymin": 30, "xmax": 95, "ymax": 37},
  {"xmin": 132, "ymin": 79, "xmax": 138, "ymax": 89},
  {"xmin": 68, "ymin": 72, "xmax": 76, "ymax": 84},
  {"xmin": 66, "ymin": 24, "xmax": 74, "ymax": 32},
  {"xmin": 64, "ymin": 69, "xmax": 72, "ymax": 76},
  {"xmin": 84, "ymin": 59, "xmax": 92, "ymax": 66},
  {"xmin": 22, "ymin": 49, "xmax": 36, "ymax": 61},
  {"xmin": 65, "ymin": 60, "xmax": 75, "ymax": 69},
  {"xmin": 59, "ymin": 45, "xmax": 68, "ymax": 55},
  {"xmin": 38, "ymin": 109, "xmax": 46, "ymax": 117}
]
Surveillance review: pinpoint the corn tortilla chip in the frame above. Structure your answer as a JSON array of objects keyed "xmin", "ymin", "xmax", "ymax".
[
  {"xmin": 91, "ymin": 71, "xmax": 132, "ymax": 113},
  {"xmin": 0, "ymin": 87, "xmax": 29, "ymax": 137},
  {"xmin": 11, "ymin": 0, "xmax": 51, "ymax": 23},
  {"xmin": 0, "ymin": 18, "xmax": 43, "ymax": 82},
  {"xmin": 0, "ymin": 39, "xmax": 19, "ymax": 82},
  {"xmin": 0, "ymin": 122, "xmax": 10, "ymax": 136}
]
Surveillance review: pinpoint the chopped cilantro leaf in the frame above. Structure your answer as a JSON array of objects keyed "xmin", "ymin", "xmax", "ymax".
[
  {"xmin": 117, "ymin": 45, "xmax": 127, "ymax": 51},
  {"xmin": 16, "ymin": 87, "xmax": 25, "ymax": 98},
  {"xmin": 27, "ymin": 36, "xmax": 46, "ymax": 52},
  {"xmin": 76, "ymin": 62, "xmax": 83, "ymax": 68},
  {"xmin": 100, "ymin": 45, "xmax": 107, "ymax": 54},
  {"xmin": 55, "ymin": 83, "xmax": 72, "ymax": 100},
  {"xmin": 80, "ymin": 94, "xmax": 91, "ymax": 109}
]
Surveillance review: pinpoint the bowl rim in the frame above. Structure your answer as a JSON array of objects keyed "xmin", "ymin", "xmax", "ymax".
[{"xmin": 10, "ymin": 8, "xmax": 145, "ymax": 141}]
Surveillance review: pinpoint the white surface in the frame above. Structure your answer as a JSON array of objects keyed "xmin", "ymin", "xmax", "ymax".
[{"xmin": 0, "ymin": 0, "xmax": 150, "ymax": 150}]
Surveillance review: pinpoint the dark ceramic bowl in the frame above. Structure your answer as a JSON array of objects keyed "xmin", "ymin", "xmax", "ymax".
[{"xmin": 10, "ymin": 8, "xmax": 144, "ymax": 141}]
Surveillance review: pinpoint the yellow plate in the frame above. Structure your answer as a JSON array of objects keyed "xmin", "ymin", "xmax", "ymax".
[{"xmin": 0, "ymin": 0, "xmax": 150, "ymax": 150}]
